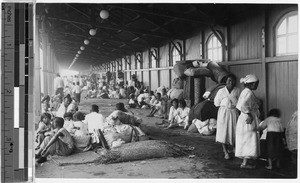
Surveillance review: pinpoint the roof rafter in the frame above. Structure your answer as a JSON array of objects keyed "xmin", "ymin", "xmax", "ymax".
[
  {"xmin": 47, "ymin": 16, "xmax": 173, "ymax": 38},
  {"xmin": 108, "ymin": 4, "xmax": 215, "ymax": 25}
]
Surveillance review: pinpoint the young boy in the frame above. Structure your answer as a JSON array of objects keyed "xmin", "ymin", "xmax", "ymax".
[{"xmin": 35, "ymin": 117, "xmax": 74, "ymax": 163}]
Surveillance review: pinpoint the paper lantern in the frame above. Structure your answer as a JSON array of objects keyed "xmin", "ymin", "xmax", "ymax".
[
  {"xmin": 80, "ymin": 46, "xmax": 85, "ymax": 50},
  {"xmin": 84, "ymin": 39, "xmax": 89, "ymax": 45},
  {"xmin": 100, "ymin": 10, "xmax": 109, "ymax": 19},
  {"xmin": 89, "ymin": 29, "xmax": 96, "ymax": 36},
  {"xmin": 78, "ymin": 51, "xmax": 81, "ymax": 54}
]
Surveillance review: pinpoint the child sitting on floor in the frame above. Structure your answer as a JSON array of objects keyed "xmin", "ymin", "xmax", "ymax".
[
  {"xmin": 165, "ymin": 100, "xmax": 190, "ymax": 129},
  {"xmin": 41, "ymin": 95, "xmax": 50, "ymax": 113},
  {"xmin": 128, "ymin": 93, "xmax": 138, "ymax": 108},
  {"xmin": 146, "ymin": 92, "xmax": 162, "ymax": 117},
  {"xmin": 156, "ymin": 98, "xmax": 179, "ymax": 127},
  {"xmin": 63, "ymin": 112, "xmax": 75, "ymax": 132},
  {"xmin": 71, "ymin": 112, "xmax": 91, "ymax": 151},
  {"xmin": 258, "ymin": 108, "xmax": 285, "ymax": 170},
  {"xmin": 35, "ymin": 113, "xmax": 52, "ymax": 150},
  {"xmin": 35, "ymin": 117, "xmax": 75, "ymax": 163}
]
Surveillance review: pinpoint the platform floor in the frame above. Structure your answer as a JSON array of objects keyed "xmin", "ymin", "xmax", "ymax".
[{"xmin": 35, "ymin": 98, "xmax": 297, "ymax": 179}]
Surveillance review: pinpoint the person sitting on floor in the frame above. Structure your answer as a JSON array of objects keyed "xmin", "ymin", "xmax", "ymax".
[
  {"xmin": 35, "ymin": 117, "xmax": 75, "ymax": 163},
  {"xmin": 137, "ymin": 90, "xmax": 150, "ymax": 109},
  {"xmin": 165, "ymin": 99, "xmax": 190, "ymax": 129},
  {"xmin": 148, "ymin": 91, "xmax": 156, "ymax": 106},
  {"xmin": 115, "ymin": 102, "xmax": 134, "ymax": 115},
  {"xmin": 55, "ymin": 94, "xmax": 72, "ymax": 118},
  {"xmin": 83, "ymin": 104, "xmax": 105, "ymax": 146},
  {"xmin": 50, "ymin": 94, "xmax": 62, "ymax": 113},
  {"xmin": 35, "ymin": 113, "xmax": 52, "ymax": 150},
  {"xmin": 119, "ymin": 85, "xmax": 126, "ymax": 99},
  {"xmin": 159, "ymin": 88, "xmax": 169, "ymax": 119},
  {"xmin": 128, "ymin": 93, "xmax": 139, "ymax": 108},
  {"xmin": 63, "ymin": 112, "xmax": 75, "ymax": 132},
  {"xmin": 71, "ymin": 112, "xmax": 91, "ymax": 152},
  {"xmin": 156, "ymin": 98, "xmax": 179, "ymax": 127},
  {"xmin": 66, "ymin": 97, "xmax": 78, "ymax": 114},
  {"xmin": 83, "ymin": 104, "xmax": 105, "ymax": 134},
  {"xmin": 41, "ymin": 95, "xmax": 51, "ymax": 114},
  {"xmin": 99, "ymin": 86, "xmax": 109, "ymax": 99},
  {"xmin": 127, "ymin": 86, "xmax": 139, "ymax": 99},
  {"xmin": 146, "ymin": 92, "xmax": 162, "ymax": 117}
]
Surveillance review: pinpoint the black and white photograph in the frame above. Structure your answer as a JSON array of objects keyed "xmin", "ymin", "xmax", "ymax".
[{"xmin": 0, "ymin": 0, "xmax": 298, "ymax": 182}]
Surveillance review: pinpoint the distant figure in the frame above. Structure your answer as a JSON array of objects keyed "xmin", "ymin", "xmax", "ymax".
[
  {"xmin": 54, "ymin": 73, "xmax": 64, "ymax": 97},
  {"xmin": 72, "ymin": 82, "xmax": 81, "ymax": 103}
]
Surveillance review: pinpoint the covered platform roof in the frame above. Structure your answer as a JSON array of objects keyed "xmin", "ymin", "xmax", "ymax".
[{"xmin": 36, "ymin": 3, "xmax": 271, "ymax": 71}]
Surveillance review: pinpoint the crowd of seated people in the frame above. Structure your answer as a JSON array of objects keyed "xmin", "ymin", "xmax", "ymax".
[{"xmin": 36, "ymin": 73, "xmax": 295, "ymax": 171}]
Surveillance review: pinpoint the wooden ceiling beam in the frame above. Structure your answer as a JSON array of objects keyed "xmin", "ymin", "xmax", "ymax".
[
  {"xmin": 108, "ymin": 4, "xmax": 215, "ymax": 25},
  {"xmin": 53, "ymin": 37, "xmax": 131, "ymax": 54},
  {"xmin": 54, "ymin": 45, "xmax": 120, "ymax": 59},
  {"xmin": 47, "ymin": 16, "xmax": 173, "ymax": 38},
  {"xmin": 51, "ymin": 29, "xmax": 149, "ymax": 48},
  {"xmin": 56, "ymin": 50, "xmax": 112, "ymax": 61}
]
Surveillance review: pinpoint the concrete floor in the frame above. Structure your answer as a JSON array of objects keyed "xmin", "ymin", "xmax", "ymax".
[{"xmin": 35, "ymin": 98, "xmax": 297, "ymax": 180}]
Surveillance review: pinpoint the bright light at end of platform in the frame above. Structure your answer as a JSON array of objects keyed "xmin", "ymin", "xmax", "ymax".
[{"xmin": 61, "ymin": 69, "xmax": 79, "ymax": 76}]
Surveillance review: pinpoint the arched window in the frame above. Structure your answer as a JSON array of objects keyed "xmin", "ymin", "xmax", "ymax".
[
  {"xmin": 150, "ymin": 48, "xmax": 158, "ymax": 68},
  {"xmin": 136, "ymin": 53, "xmax": 142, "ymax": 69},
  {"xmin": 276, "ymin": 11, "xmax": 298, "ymax": 56},
  {"xmin": 207, "ymin": 34, "xmax": 222, "ymax": 62},
  {"xmin": 171, "ymin": 42, "xmax": 182, "ymax": 66}
]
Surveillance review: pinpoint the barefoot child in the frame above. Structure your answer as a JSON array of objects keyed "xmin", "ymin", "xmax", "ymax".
[
  {"xmin": 35, "ymin": 113, "xmax": 52, "ymax": 150},
  {"xmin": 258, "ymin": 108, "xmax": 285, "ymax": 170},
  {"xmin": 35, "ymin": 117, "xmax": 74, "ymax": 163}
]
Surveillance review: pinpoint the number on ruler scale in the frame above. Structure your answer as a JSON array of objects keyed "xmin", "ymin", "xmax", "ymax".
[
  {"xmin": 5, "ymin": 89, "xmax": 12, "ymax": 93},
  {"xmin": 6, "ymin": 137, "xmax": 12, "ymax": 142},
  {"xmin": 9, "ymin": 143, "xmax": 13, "ymax": 153}
]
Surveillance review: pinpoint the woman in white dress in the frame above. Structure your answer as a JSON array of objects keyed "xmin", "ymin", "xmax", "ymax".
[
  {"xmin": 214, "ymin": 74, "xmax": 240, "ymax": 159},
  {"xmin": 235, "ymin": 74, "xmax": 260, "ymax": 169}
]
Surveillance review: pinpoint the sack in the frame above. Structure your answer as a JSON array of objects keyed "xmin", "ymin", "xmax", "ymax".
[
  {"xmin": 193, "ymin": 119, "xmax": 216, "ymax": 136},
  {"xmin": 207, "ymin": 61, "xmax": 229, "ymax": 83},
  {"xmin": 94, "ymin": 140, "xmax": 194, "ymax": 164},
  {"xmin": 173, "ymin": 61, "xmax": 193, "ymax": 78},
  {"xmin": 188, "ymin": 100, "xmax": 218, "ymax": 124},
  {"xmin": 169, "ymin": 89, "xmax": 184, "ymax": 100},
  {"xmin": 172, "ymin": 78, "xmax": 184, "ymax": 89},
  {"xmin": 184, "ymin": 67, "xmax": 212, "ymax": 77}
]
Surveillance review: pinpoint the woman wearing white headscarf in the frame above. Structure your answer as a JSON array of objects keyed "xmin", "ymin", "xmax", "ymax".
[{"xmin": 235, "ymin": 74, "xmax": 260, "ymax": 169}]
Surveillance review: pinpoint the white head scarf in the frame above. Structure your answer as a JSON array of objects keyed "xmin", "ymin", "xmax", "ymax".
[{"xmin": 240, "ymin": 74, "xmax": 259, "ymax": 84}]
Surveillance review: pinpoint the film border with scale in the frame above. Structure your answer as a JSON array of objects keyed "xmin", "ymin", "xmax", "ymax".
[{"xmin": 1, "ymin": 3, "xmax": 34, "ymax": 182}]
